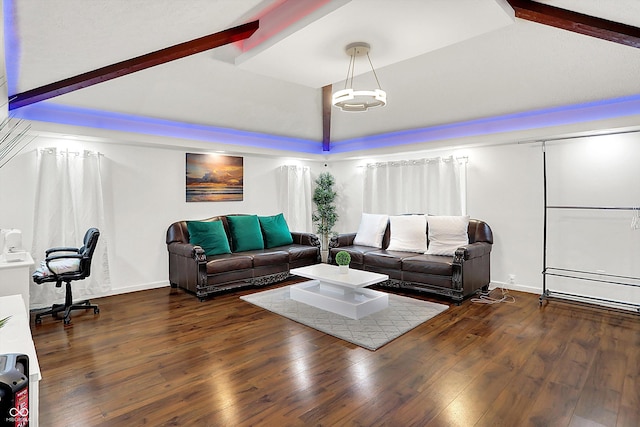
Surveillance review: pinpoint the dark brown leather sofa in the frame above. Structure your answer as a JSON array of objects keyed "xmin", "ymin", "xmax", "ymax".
[
  {"xmin": 328, "ymin": 218, "xmax": 493, "ymax": 304},
  {"xmin": 166, "ymin": 214, "xmax": 320, "ymax": 300}
]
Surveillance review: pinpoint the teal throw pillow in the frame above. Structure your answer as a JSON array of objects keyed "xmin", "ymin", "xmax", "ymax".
[
  {"xmin": 187, "ymin": 220, "xmax": 231, "ymax": 256},
  {"xmin": 227, "ymin": 215, "xmax": 265, "ymax": 252},
  {"xmin": 259, "ymin": 213, "xmax": 293, "ymax": 248}
]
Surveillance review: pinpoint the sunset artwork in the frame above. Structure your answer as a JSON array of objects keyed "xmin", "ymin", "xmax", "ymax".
[{"xmin": 186, "ymin": 153, "xmax": 243, "ymax": 202}]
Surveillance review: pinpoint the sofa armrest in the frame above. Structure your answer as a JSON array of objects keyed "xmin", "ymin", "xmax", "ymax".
[
  {"xmin": 291, "ymin": 232, "xmax": 321, "ymax": 248},
  {"xmin": 454, "ymin": 241, "xmax": 492, "ymax": 262},
  {"xmin": 168, "ymin": 242, "xmax": 204, "ymax": 258},
  {"xmin": 167, "ymin": 242, "xmax": 207, "ymax": 293},
  {"xmin": 452, "ymin": 241, "xmax": 492, "ymax": 299},
  {"xmin": 329, "ymin": 233, "xmax": 357, "ymax": 249},
  {"xmin": 327, "ymin": 233, "xmax": 357, "ymax": 264}
]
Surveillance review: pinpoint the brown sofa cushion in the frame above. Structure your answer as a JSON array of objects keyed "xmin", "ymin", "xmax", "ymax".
[
  {"xmin": 330, "ymin": 245, "xmax": 380, "ymax": 266},
  {"xmin": 206, "ymin": 254, "xmax": 253, "ymax": 274},
  {"xmin": 364, "ymin": 250, "xmax": 415, "ymax": 269},
  {"xmin": 249, "ymin": 250, "xmax": 289, "ymax": 267},
  {"xmin": 402, "ymin": 254, "xmax": 454, "ymax": 276}
]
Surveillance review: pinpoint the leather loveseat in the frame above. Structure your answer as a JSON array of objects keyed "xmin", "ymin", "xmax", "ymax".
[
  {"xmin": 166, "ymin": 214, "xmax": 320, "ymax": 300},
  {"xmin": 328, "ymin": 217, "xmax": 493, "ymax": 304}
]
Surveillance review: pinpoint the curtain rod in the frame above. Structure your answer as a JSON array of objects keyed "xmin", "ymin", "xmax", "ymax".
[
  {"xmin": 518, "ymin": 127, "xmax": 640, "ymax": 145},
  {"xmin": 37, "ymin": 148, "xmax": 104, "ymax": 157},
  {"xmin": 363, "ymin": 155, "xmax": 468, "ymax": 167}
]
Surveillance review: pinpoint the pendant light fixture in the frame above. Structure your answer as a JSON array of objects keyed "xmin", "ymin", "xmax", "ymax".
[{"xmin": 332, "ymin": 42, "xmax": 386, "ymax": 112}]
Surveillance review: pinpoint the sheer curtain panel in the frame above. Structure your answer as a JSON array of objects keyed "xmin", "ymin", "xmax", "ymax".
[
  {"xmin": 277, "ymin": 165, "xmax": 312, "ymax": 232},
  {"xmin": 30, "ymin": 148, "xmax": 111, "ymax": 309},
  {"xmin": 363, "ymin": 156, "xmax": 466, "ymax": 215}
]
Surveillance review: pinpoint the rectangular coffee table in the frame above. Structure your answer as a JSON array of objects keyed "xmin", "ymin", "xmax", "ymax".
[{"xmin": 290, "ymin": 264, "xmax": 389, "ymax": 319}]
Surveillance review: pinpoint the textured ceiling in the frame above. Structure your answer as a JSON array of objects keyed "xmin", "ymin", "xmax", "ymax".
[
  {"xmin": 230, "ymin": 0, "xmax": 514, "ymax": 88},
  {"xmin": 5, "ymin": 0, "xmax": 640, "ymax": 145}
]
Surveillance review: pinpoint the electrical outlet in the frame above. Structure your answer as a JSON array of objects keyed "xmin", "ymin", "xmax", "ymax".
[{"xmin": 508, "ymin": 274, "xmax": 516, "ymax": 284}]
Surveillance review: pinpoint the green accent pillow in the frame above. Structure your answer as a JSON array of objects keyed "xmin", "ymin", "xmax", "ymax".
[
  {"xmin": 259, "ymin": 213, "xmax": 293, "ymax": 248},
  {"xmin": 227, "ymin": 215, "xmax": 265, "ymax": 252},
  {"xmin": 187, "ymin": 220, "xmax": 231, "ymax": 256}
]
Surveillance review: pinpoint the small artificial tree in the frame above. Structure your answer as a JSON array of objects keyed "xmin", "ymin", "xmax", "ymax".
[
  {"xmin": 335, "ymin": 250, "xmax": 351, "ymax": 266},
  {"xmin": 335, "ymin": 250, "xmax": 351, "ymax": 273},
  {"xmin": 312, "ymin": 172, "xmax": 338, "ymax": 250}
]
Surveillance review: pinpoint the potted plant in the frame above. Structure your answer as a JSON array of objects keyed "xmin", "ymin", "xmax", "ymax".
[
  {"xmin": 335, "ymin": 250, "xmax": 351, "ymax": 274},
  {"xmin": 312, "ymin": 172, "xmax": 338, "ymax": 255}
]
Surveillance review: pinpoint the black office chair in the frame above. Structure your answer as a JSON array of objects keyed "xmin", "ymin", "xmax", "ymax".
[{"xmin": 33, "ymin": 228, "xmax": 101, "ymax": 325}]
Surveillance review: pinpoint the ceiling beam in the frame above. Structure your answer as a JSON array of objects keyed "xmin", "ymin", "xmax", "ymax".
[
  {"xmin": 506, "ymin": 0, "xmax": 640, "ymax": 49},
  {"xmin": 322, "ymin": 85, "xmax": 332, "ymax": 151},
  {"xmin": 9, "ymin": 20, "xmax": 259, "ymax": 110}
]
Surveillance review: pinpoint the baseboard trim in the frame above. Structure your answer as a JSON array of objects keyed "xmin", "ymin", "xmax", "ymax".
[
  {"xmin": 30, "ymin": 281, "xmax": 171, "ymax": 311},
  {"xmin": 100, "ymin": 281, "xmax": 170, "ymax": 298},
  {"xmin": 31, "ymin": 280, "xmax": 541, "ymax": 311},
  {"xmin": 488, "ymin": 281, "xmax": 540, "ymax": 295}
]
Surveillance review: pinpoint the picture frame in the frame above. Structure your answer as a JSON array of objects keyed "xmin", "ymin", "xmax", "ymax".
[{"xmin": 185, "ymin": 153, "xmax": 243, "ymax": 202}]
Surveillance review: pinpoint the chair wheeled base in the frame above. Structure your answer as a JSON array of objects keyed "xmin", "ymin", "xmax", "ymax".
[{"xmin": 34, "ymin": 280, "xmax": 100, "ymax": 325}]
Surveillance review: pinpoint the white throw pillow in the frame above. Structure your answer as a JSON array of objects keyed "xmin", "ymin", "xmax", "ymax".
[
  {"xmin": 386, "ymin": 215, "xmax": 428, "ymax": 253},
  {"xmin": 353, "ymin": 213, "xmax": 389, "ymax": 248},
  {"xmin": 35, "ymin": 257, "xmax": 81, "ymax": 277},
  {"xmin": 426, "ymin": 215, "xmax": 470, "ymax": 256}
]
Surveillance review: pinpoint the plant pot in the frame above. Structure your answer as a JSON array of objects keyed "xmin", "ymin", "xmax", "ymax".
[{"xmin": 339, "ymin": 265, "xmax": 349, "ymax": 274}]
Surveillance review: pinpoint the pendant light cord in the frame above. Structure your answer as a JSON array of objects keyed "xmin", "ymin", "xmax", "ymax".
[
  {"xmin": 343, "ymin": 53, "xmax": 356, "ymax": 90},
  {"xmin": 366, "ymin": 53, "xmax": 383, "ymax": 90}
]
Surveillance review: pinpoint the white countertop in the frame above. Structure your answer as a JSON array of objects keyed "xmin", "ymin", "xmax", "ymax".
[
  {"xmin": 0, "ymin": 252, "xmax": 34, "ymax": 269},
  {"xmin": 0, "ymin": 294, "xmax": 41, "ymax": 381}
]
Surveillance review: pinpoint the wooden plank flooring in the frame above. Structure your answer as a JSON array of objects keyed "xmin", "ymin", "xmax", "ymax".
[{"xmin": 30, "ymin": 279, "xmax": 640, "ymax": 426}]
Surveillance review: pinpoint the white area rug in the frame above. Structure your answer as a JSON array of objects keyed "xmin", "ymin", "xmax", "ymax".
[{"xmin": 240, "ymin": 286, "xmax": 449, "ymax": 351}]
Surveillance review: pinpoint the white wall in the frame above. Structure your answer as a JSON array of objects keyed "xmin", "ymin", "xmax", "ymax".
[
  {"xmin": 330, "ymin": 133, "xmax": 640, "ymax": 304},
  {"xmin": 1, "ymin": 125, "xmax": 639, "ymax": 309},
  {"xmin": 328, "ymin": 142, "xmax": 544, "ymax": 293},
  {"xmin": 0, "ymin": 134, "xmax": 318, "ymax": 303}
]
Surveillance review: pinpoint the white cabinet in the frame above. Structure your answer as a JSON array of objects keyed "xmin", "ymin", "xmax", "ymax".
[{"xmin": 0, "ymin": 253, "xmax": 34, "ymax": 313}]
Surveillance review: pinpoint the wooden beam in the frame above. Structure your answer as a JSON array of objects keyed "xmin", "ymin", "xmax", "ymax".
[
  {"xmin": 9, "ymin": 21, "xmax": 259, "ymax": 110},
  {"xmin": 322, "ymin": 84, "xmax": 332, "ymax": 152},
  {"xmin": 506, "ymin": 0, "xmax": 640, "ymax": 49}
]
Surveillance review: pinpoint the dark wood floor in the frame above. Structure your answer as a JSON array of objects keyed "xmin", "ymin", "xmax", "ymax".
[{"xmin": 30, "ymin": 279, "xmax": 640, "ymax": 426}]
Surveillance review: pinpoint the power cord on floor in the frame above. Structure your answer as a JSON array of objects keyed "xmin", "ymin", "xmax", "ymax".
[{"xmin": 470, "ymin": 286, "xmax": 516, "ymax": 305}]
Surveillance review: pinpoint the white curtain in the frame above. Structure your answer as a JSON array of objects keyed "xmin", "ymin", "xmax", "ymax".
[
  {"xmin": 277, "ymin": 165, "xmax": 312, "ymax": 232},
  {"xmin": 363, "ymin": 156, "xmax": 466, "ymax": 215},
  {"xmin": 30, "ymin": 148, "xmax": 111, "ymax": 309}
]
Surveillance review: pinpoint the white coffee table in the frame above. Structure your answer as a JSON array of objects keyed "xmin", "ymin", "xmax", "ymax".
[{"xmin": 290, "ymin": 264, "xmax": 389, "ymax": 319}]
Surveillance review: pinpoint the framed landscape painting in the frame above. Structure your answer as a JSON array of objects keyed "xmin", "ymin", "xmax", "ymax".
[{"xmin": 186, "ymin": 153, "xmax": 243, "ymax": 202}]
